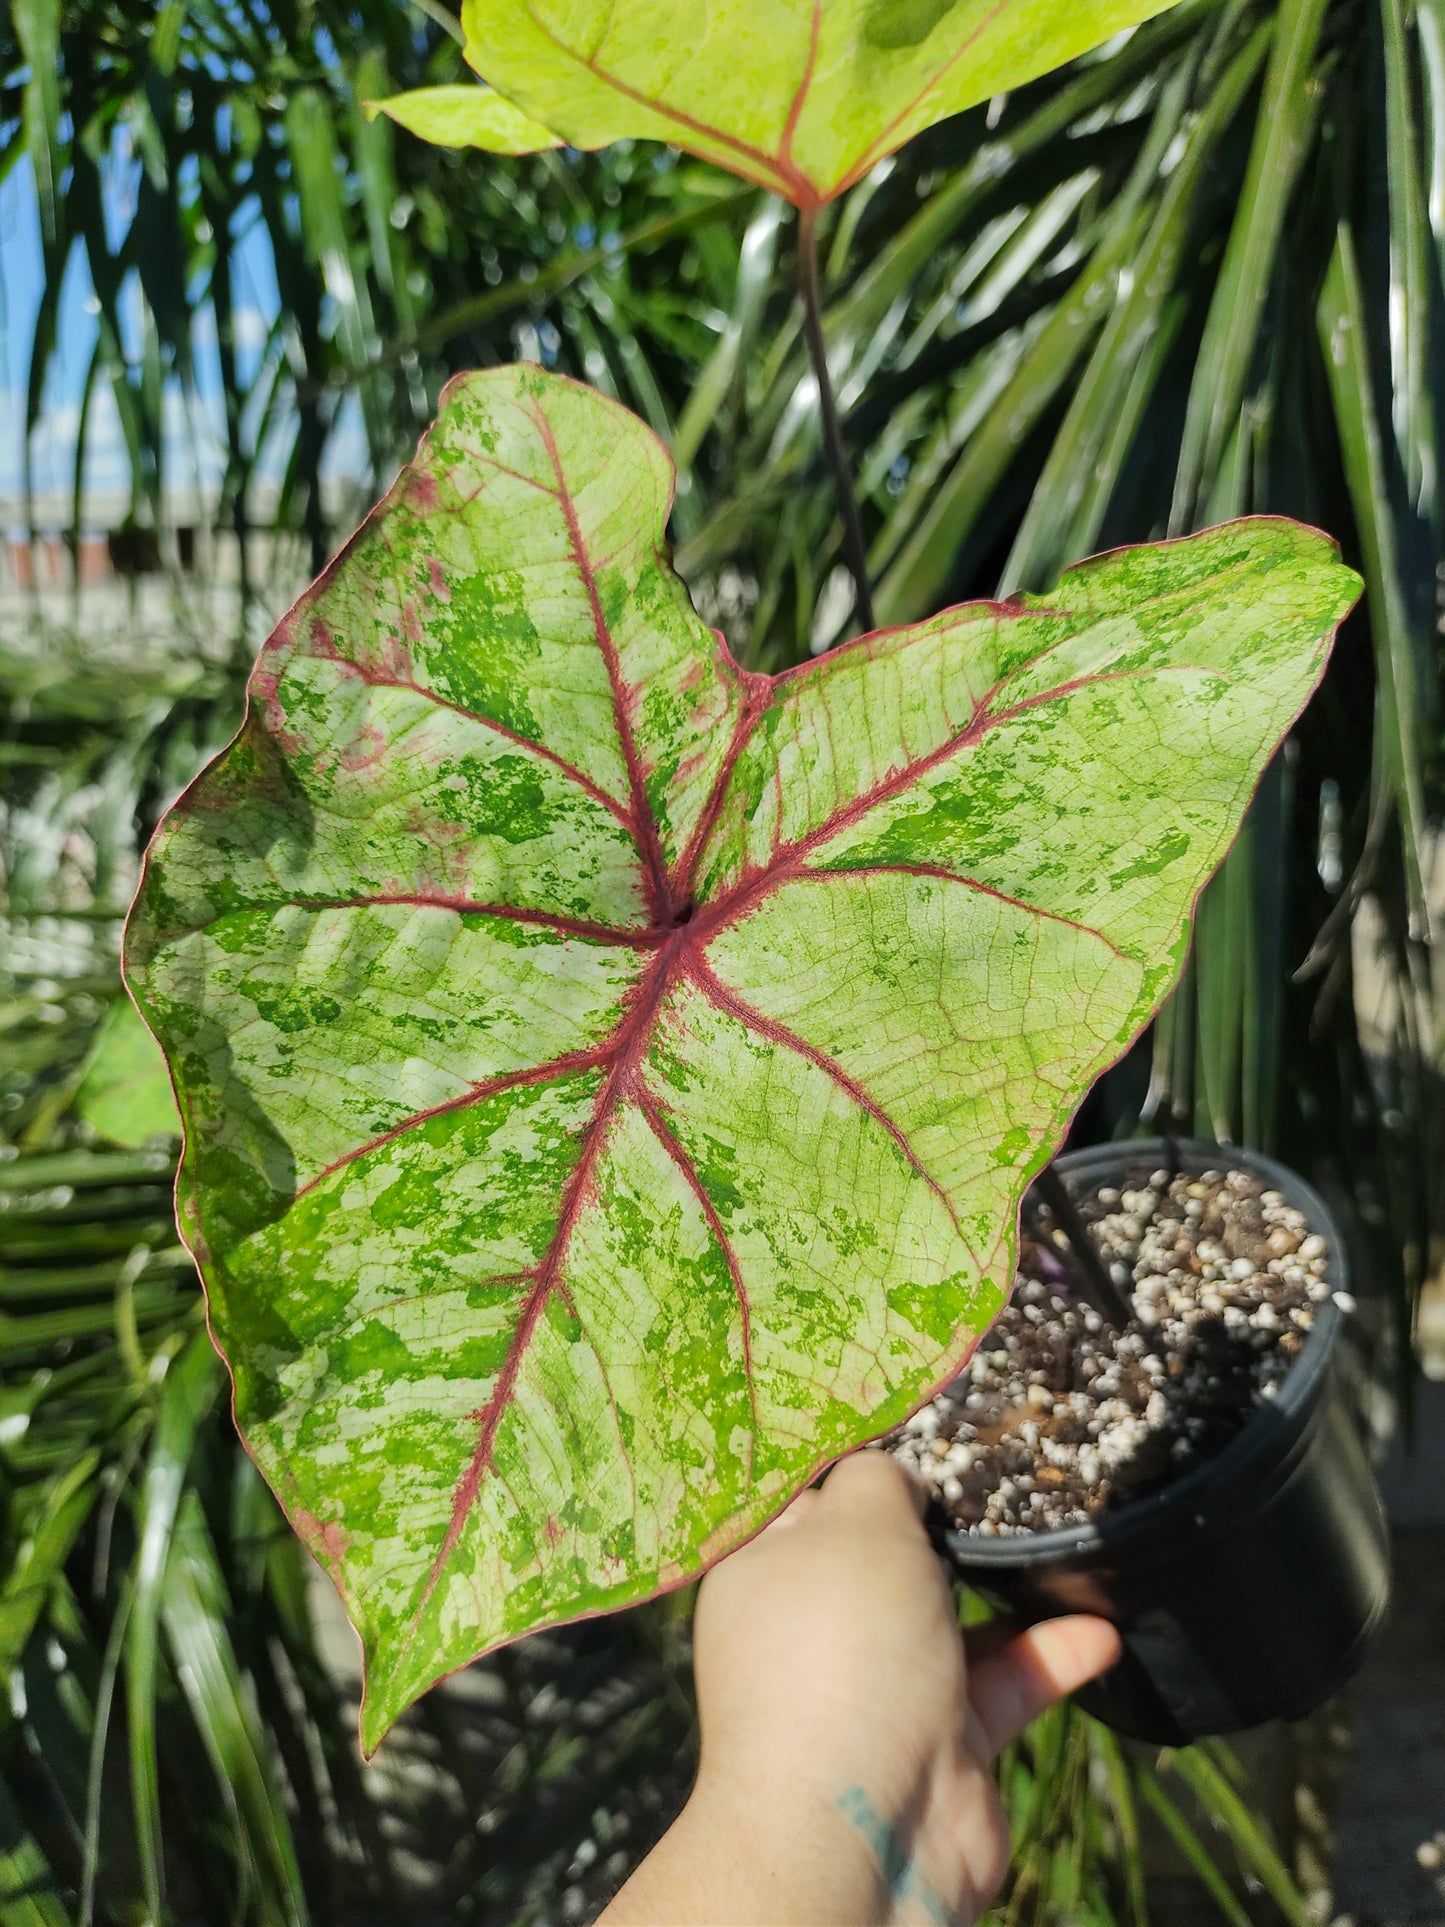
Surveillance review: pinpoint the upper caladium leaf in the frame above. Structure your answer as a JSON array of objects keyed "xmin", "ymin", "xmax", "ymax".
[
  {"xmin": 125, "ymin": 365, "xmax": 1359, "ymax": 1753},
  {"xmin": 415, "ymin": 0, "xmax": 1187, "ymax": 205}
]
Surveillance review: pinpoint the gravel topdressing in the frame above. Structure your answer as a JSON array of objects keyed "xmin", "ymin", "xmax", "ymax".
[{"xmin": 887, "ymin": 1164, "xmax": 1352, "ymax": 1536}]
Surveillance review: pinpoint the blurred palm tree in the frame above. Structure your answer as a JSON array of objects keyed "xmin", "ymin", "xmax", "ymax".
[
  {"xmin": 1, "ymin": 0, "xmax": 754, "ymax": 621},
  {"xmin": 1, "ymin": 0, "xmax": 1440, "ymax": 1920}
]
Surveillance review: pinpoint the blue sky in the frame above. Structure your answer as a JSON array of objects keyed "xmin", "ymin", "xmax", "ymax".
[{"xmin": 0, "ymin": 151, "xmax": 365, "ymax": 524}]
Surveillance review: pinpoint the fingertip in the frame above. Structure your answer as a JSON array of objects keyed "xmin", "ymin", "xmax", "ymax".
[
  {"xmin": 1024, "ymin": 1614, "xmax": 1122, "ymax": 1689},
  {"xmin": 968, "ymin": 1614, "xmax": 1120, "ymax": 1758}
]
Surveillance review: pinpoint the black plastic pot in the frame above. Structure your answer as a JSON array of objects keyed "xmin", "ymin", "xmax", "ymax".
[{"xmin": 939, "ymin": 1138, "xmax": 1390, "ymax": 1745}]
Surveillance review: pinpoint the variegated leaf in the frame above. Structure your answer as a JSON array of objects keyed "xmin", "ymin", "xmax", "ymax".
[{"xmin": 124, "ymin": 364, "xmax": 1359, "ymax": 1751}]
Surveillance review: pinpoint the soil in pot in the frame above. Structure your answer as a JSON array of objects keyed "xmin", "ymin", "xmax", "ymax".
[{"xmin": 887, "ymin": 1162, "xmax": 1354, "ymax": 1535}]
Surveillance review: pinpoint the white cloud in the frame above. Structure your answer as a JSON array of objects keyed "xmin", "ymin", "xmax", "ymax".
[{"xmin": 0, "ymin": 380, "xmax": 226, "ymax": 527}]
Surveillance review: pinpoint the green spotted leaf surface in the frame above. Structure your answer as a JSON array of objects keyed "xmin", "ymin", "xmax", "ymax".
[
  {"xmin": 434, "ymin": 0, "xmax": 1184, "ymax": 205},
  {"xmin": 123, "ymin": 365, "xmax": 1359, "ymax": 1752}
]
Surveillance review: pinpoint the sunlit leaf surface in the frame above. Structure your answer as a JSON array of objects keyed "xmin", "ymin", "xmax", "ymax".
[
  {"xmin": 365, "ymin": 84, "xmax": 563, "ymax": 155},
  {"xmin": 450, "ymin": 0, "xmax": 1186, "ymax": 203}
]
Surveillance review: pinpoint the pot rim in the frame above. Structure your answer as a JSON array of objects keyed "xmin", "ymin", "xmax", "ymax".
[{"xmin": 937, "ymin": 1136, "xmax": 1346, "ymax": 1565}]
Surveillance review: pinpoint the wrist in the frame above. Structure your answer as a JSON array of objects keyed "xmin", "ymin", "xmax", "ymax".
[{"xmin": 676, "ymin": 1754, "xmax": 892, "ymax": 1925}]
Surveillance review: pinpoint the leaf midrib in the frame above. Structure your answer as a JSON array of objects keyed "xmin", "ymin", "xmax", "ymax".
[
  {"xmin": 506, "ymin": 0, "xmax": 1023, "ymax": 207},
  {"xmin": 528, "ymin": 399, "xmax": 676, "ymax": 923},
  {"xmin": 516, "ymin": 0, "xmax": 816, "ymax": 203}
]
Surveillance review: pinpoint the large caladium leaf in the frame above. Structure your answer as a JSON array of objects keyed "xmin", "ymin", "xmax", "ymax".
[
  {"xmin": 125, "ymin": 365, "xmax": 1358, "ymax": 1751},
  {"xmin": 380, "ymin": 0, "xmax": 1185, "ymax": 206}
]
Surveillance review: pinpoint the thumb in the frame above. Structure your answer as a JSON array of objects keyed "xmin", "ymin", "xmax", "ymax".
[{"xmin": 967, "ymin": 1616, "xmax": 1121, "ymax": 1758}]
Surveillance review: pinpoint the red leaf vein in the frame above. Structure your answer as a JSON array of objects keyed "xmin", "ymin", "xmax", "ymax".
[
  {"xmin": 794, "ymin": 864, "xmax": 1131, "ymax": 961},
  {"xmin": 405, "ymin": 942, "xmax": 687, "ymax": 1632},
  {"xmin": 317, "ymin": 654, "xmax": 637, "ymax": 834},
  {"xmin": 522, "ymin": 2, "xmax": 818, "ymax": 204},
  {"xmin": 685, "ymin": 952, "xmax": 984, "ymax": 1273},
  {"xmin": 290, "ymin": 1044, "xmax": 614, "ymax": 1204},
  {"xmin": 243, "ymin": 893, "xmax": 658, "ymax": 948},
  {"xmin": 777, "ymin": 0, "xmax": 821, "ymax": 167},
  {"xmin": 835, "ymin": 0, "xmax": 1012, "ymax": 196},
  {"xmin": 634, "ymin": 1085, "xmax": 760, "ymax": 1455},
  {"xmin": 529, "ymin": 402, "xmax": 675, "ymax": 924}
]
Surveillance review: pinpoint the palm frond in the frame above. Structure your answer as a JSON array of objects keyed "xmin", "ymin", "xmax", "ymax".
[{"xmin": 2, "ymin": 2, "xmax": 1438, "ymax": 1921}]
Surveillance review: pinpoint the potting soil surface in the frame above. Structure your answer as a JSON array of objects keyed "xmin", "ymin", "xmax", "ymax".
[{"xmin": 886, "ymin": 1165, "xmax": 1350, "ymax": 1535}]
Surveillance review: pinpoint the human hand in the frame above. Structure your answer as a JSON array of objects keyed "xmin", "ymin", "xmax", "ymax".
[{"xmin": 600, "ymin": 1452, "xmax": 1119, "ymax": 1926}]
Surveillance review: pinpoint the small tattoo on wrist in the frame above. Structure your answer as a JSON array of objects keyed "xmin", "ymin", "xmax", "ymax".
[{"xmin": 835, "ymin": 1784, "xmax": 952, "ymax": 1925}]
